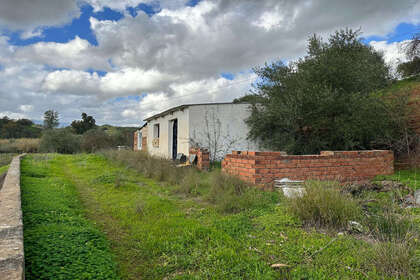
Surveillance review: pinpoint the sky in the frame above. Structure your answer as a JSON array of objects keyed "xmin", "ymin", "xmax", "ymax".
[{"xmin": 0, "ymin": 0, "xmax": 419, "ymax": 127}]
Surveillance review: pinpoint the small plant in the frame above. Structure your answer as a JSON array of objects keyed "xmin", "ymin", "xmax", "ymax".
[
  {"xmin": 207, "ymin": 170, "xmax": 279, "ymax": 213},
  {"xmin": 288, "ymin": 181, "xmax": 362, "ymax": 230},
  {"xmin": 371, "ymin": 241, "xmax": 417, "ymax": 279},
  {"xmin": 114, "ymin": 171, "xmax": 124, "ymax": 188},
  {"xmin": 135, "ymin": 201, "xmax": 146, "ymax": 217},
  {"xmin": 367, "ymin": 208, "xmax": 417, "ymax": 242},
  {"xmin": 176, "ymin": 168, "xmax": 203, "ymax": 195}
]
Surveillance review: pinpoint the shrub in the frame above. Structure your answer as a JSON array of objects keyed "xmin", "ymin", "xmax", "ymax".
[
  {"xmin": 81, "ymin": 129, "xmax": 115, "ymax": 153},
  {"xmin": 0, "ymin": 138, "xmax": 40, "ymax": 153},
  {"xmin": 40, "ymin": 129, "xmax": 81, "ymax": 154},
  {"xmin": 288, "ymin": 181, "xmax": 361, "ymax": 229}
]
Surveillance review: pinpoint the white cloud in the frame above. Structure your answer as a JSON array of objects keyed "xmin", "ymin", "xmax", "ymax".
[
  {"xmin": 1, "ymin": 0, "xmax": 420, "ymax": 126},
  {"xmin": 42, "ymin": 67, "xmax": 178, "ymax": 98},
  {"xmin": 0, "ymin": 111, "xmax": 27, "ymax": 119},
  {"xmin": 85, "ymin": 0, "xmax": 189, "ymax": 12},
  {"xmin": 20, "ymin": 29, "xmax": 44, "ymax": 40},
  {"xmin": 370, "ymin": 40, "xmax": 409, "ymax": 68},
  {"xmin": 0, "ymin": 0, "xmax": 79, "ymax": 30},
  {"xmin": 19, "ymin": 105, "xmax": 34, "ymax": 112},
  {"xmin": 16, "ymin": 36, "xmax": 109, "ymax": 71}
]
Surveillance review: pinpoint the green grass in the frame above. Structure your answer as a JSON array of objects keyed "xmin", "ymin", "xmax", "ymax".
[
  {"xmin": 21, "ymin": 155, "xmax": 120, "ymax": 280},
  {"xmin": 375, "ymin": 169, "xmax": 420, "ymax": 191},
  {"xmin": 19, "ymin": 153, "xmax": 420, "ymax": 279},
  {"xmin": 0, "ymin": 164, "xmax": 9, "ymax": 174}
]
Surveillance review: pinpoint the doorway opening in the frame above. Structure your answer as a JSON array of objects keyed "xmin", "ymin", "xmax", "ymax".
[{"xmin": 172, "ymin": 119, "xmax": 178, "ymax": 159}]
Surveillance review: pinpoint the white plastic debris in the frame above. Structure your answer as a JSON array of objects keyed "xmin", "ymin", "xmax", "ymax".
[{"xmin": 274, "ymin": 178, "xmax": 305, "ymax": 198}]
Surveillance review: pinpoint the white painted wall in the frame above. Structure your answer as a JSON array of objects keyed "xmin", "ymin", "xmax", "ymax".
[
  {"xmin": 146, "ymin": 103, "xmax": 260, "ymax": 160},
  {"xmin": 146, "ymin": 108, "xmax": 190, "ymax": 158},
  {"xmin": 189, "ymin": 104, "xmax": 259, "ymax": 160}
]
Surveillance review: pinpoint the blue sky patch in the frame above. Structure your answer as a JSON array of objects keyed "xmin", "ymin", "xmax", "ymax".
[
  {"xmin": 112, "ymin": 95, "xmax": 142, "ymax": 103},
  {"xmin": 127, "ymin": 3, "xmax": 160, "ymax": 17},
  {"xmin": 187, "ymin": 0, "xmax": 202, "ymax": 7},
  {"xmin": 364, "ymin": 22, "xmax": 420, "ymax": 44},
  {"xmin": 221, "ymin": 73, "xmax": 235, "ymax": 80},
  {"xmin": 6, "ymin": 5, "xmax": 125, "ymax": 47}
]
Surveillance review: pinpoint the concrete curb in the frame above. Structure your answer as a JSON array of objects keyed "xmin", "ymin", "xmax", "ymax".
[{"xmin": 0, "ymin": 154, "xmax": 25, "ymax": 280}]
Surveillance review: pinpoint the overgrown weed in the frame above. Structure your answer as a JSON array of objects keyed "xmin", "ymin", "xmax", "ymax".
[
  {"xmin": 100, "ymin": 149, "xmax": 280, "ymax": 213},
  {"xmin": 288, "ymin": 181, "xmax": 362, "ymax": 230},
  {"xmin": 370, "ymin": 241, "xmax": 418, "ymax": 279}
]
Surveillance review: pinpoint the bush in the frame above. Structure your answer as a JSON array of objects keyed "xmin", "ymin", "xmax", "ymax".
[
  {"xmin": 288, "ymin": 181, "xmax": 361, "ymax": 229},
  {"xmin": 81, "ymin": 129, "xmax": 115, "ymax": 153},
  {"xmin": 40, "ymin": 129, "xmax": 81, "ymax": 154},
  {"xmin": 0, "ymin": 138, "xmax": 40, "ymax": 153}
]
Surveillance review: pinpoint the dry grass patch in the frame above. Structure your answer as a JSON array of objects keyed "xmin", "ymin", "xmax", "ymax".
[{"xmin": 0, "ymin": 138, "xmax": 40, "ymax": 153}]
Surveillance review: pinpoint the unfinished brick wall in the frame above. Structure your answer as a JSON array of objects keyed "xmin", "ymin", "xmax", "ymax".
[
  {"xmin": 222, "ymin": 150, "xmax": 394, "ymax": 184},
  {"xmin": 189, "ymin": 148, "xmax": 210, "ymax": 171}
]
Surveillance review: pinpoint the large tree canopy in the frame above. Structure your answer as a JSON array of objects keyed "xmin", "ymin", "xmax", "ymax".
[
  {"xmin": 245, "ymin": 29, "xmax": 409, "ymax": 154},
  {"xmin": 71, "ymin": 113, "xmax": 96, "ymax": 134},
  {"xmin": 43, "ymin": 110, "xmax": 59, "ymax": 130}
]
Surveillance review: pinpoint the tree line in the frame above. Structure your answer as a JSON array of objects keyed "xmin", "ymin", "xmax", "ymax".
[{"xmin": 1, "ymin": 110, "xmax": 136, "ymax": 153}]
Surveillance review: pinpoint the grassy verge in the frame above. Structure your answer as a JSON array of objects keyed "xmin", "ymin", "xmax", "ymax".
[
  {"xmin": 0, "ymin": 164, "xmax": 9, "ymax": 174},
  {"xmin": 26, "ymin": 152, "xmax": 415, "ymax": 279},
  {"xmin": 20, "ymin": 152, "xmax": 420, "ymax": 279},
  {"xmin": 21, "ymin": 155, "xmax": 120, "ymax": 279},
  {"xmin": 376, "ymin": 169, "xmax": 420, "ymax": 191}
]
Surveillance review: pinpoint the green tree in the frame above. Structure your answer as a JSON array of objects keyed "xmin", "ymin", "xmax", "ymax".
[
  {"xmin": 71, "ymin": 113, "xmax": 96, "ymax": 134},
  {"xmin": 246, "ymin": 28, "xmax": 408, "ymax": 154},
  {"xmin": 43, "ymin": 110, "xmax": 59, "ymax": 129}
]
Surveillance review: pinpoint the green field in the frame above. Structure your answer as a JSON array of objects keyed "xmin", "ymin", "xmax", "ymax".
[{"xmin": 20, "ymin": 154, "xmax": 419, "ymax": 279}]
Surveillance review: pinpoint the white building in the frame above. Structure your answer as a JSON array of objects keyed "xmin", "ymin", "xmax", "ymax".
[{"xmin": 136, "ymin": 103, "xmax": 260, "ymax": 160}]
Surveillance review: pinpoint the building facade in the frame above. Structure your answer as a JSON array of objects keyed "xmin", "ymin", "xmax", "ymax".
[{"xmin": 135, "ymin": 103, "xmax": 260, "ymax": 160}]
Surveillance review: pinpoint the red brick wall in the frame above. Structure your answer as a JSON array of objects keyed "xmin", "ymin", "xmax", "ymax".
[
  {"xmin": 189, "ymin": 148, "xmax": 210, "ymax": 171},
  {"xmin": 222, "ymin": 150, "xmax": 394, "ymax": 184}
]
